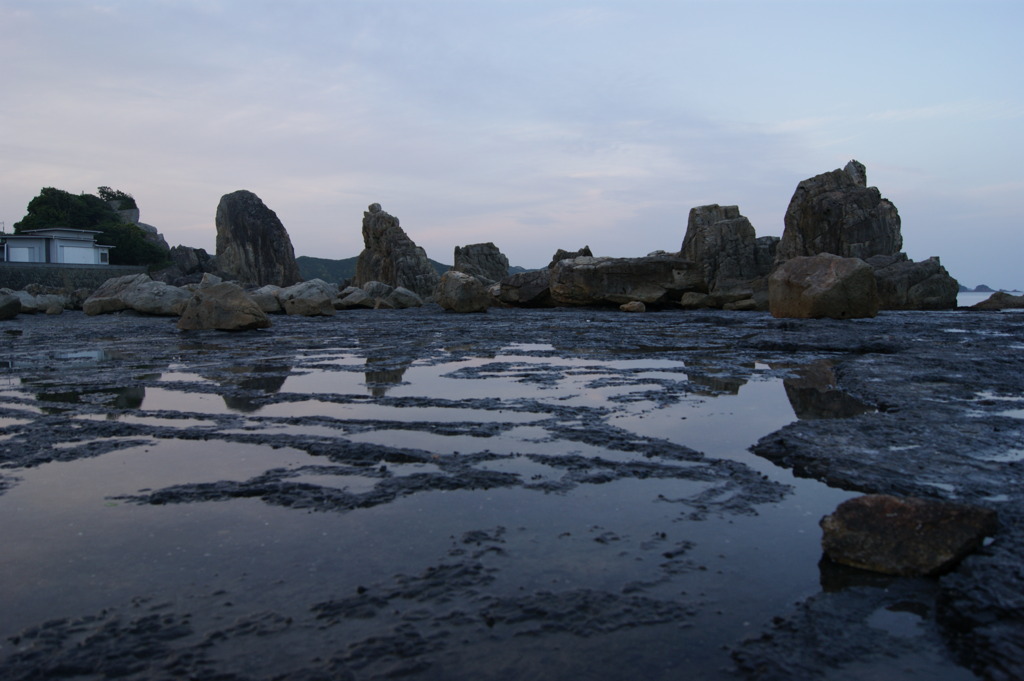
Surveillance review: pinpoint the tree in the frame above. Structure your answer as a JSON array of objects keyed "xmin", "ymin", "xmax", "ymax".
[{"xmin": 13, "ymin": 187, "xmax": 168, "ymax": 267}]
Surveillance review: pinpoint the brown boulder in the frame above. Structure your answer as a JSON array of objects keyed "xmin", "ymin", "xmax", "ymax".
[
  {"xmin": 434, "ymin": 270, "xmax": 490, "ymax": 313},
  {"xmin": 821, "ymin": 494, "xmax": 998, "ymax": 576},
  {"xmin": 497, "ymin": 269, "xmax": 552, "ymax": 307},
  {"xmin": 177, "ymin": 282, "xmax": 271, "ymax": 331},
  {"xmin": 769, "ymin": 254, "xmax": 878, "ymax": 319}
]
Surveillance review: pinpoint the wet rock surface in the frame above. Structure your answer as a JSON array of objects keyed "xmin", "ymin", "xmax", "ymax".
[{"xmin": 0, "ymin": 306, "xmax": 1021, "ymax": 679}]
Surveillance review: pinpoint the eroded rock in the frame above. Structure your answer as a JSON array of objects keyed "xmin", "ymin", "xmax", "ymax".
[
  {"xmin": 821, "ymin": 494, "xmax": 998, "ymax": 576},
  {"xmin": 453, "ymin": 242, "xmax": 509, "ymax": 284},
  {"xmin": 215, "ymin": 190, "xmax": 302, "ymax": 287},
  {"xmin": 769, "ymin": 254, "xmax": 878, "ymax": 319},
  {"xmin": 354, "ymin": 203, "xmax": 440, "ymax": 298},
  {"xmin": 435, "ymin": 270, "xmax": 490, "ymax": 313},
  {"xmin": 177, "ymin": 282, "xmax": 271, "ymax": 331},
  {"xmin": 548, "ymin": 255, "xmax": 703, "ymax": 307}
]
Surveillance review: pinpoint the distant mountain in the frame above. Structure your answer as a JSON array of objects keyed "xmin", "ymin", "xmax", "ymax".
[
  {"xmin": 297, "ymin": 255, "xmax": 452, "ymax": 284},
  {"xmin": 974, "ymin": 284, "xmax": 995, "ymax": 292}
]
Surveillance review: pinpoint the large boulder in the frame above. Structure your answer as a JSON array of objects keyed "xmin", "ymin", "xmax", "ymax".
[
  {"xmin": 768, "ymin": 253, "xmax": 879, "ymax": 319},
  {"xmin": 83, "ymin": 273, "xmax": 189, "ymax": 316},
  {"xmin": 434, "ymin": 270, "xmax": 490, "ymax": 313},
  {"xmin": 821, "ymin": 494, "xmax": 998, "ymax": 576},
  {"xmin": 279, "ymin": 279, "xmax": 336, "ymax": 316},
  {"xmin": 353, "ymin": 203, "xmax": 440, "ymax": 299},
  {"xmin": 453, "ymin": 242, "xmax": 509, "ymax": 284},
  {"xmin": 177, "ymin": 282, "xmax": 271, "ymax": 331},
  {"xmin": 548, "ymin": 255, "xmax": 704, "ymax": 307},
  {"xmin": 867, "ymin": 253, "xmax": 959, "ymax": 310},
  {"xmin": 119, "ymin": 279, "xmax": 192, "ymax": 316},
  {"xmin": 497, "ymin": 269, "xmax": 552, "ymax": 307},
  {"xmin": 83, "ymin": 273, "xmax": 151, "ymax": 315},
  {"xmin": 153, "ymin": 245, "xmax": 222, "ymax": 286},
  {"xmin": 777, "ymin": 160, "xmax": 902, "ymax": 264},
  {"xmin": 215, "ymin": 190, "xmax": 302, "ymax": 287}
]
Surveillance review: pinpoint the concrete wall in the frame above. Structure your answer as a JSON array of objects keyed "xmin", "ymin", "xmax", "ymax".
[{"xmin": 0, "ymin": 263, "xmax": 146, "ymax": 291}]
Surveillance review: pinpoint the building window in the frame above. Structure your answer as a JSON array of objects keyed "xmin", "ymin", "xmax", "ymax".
[{"xmin": 100, "ymin": 251, "xmax": 109, "ymax": 264}]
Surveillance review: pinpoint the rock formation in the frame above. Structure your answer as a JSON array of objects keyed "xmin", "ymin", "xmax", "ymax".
[
  {"xmin": 279, "ymin": 279, "xmax": 337, "ymax": 317},
  {"xmin": 776, "ymin": 160, "xmax": 902, "ymax": 263},
  {"xmin": 971, "ymin": 291, "xmax": 1024, "ymax": 310},
  {"xmin": 497, "ymin": 269, "xmax": 553, "ymax": 307},
  {"xmin": 434, "ymin": 270, "xmax": 491, "ymax": 313},
  {"xmin": 821, "ymin": 494, "xmax": 997, "ymax": 576},
  {"xmin": 110, "ymin": 199, "xmax": 171, "ymax": 252},
  {"xmin": 353, "ymin": 204, "xmax": 440, "ymax": 299},
  {"xmin": 215, "ymin": 190, "xmax": 302, "ymax": 288},
  {"xmin": 769, "ymin": 254, "xmax": 879, "ymax": 319},
  {"xmin": 0, "ymin": 291, "xmax": 20, "ymax": 320},
  {"xmin": 867, "ymin": 254, "xmax": 959, "ymax": 310},
  {"xmin": 547, "ymin": 246, "xmax": 592, "ymax": 269},
  {"xmin": 177, "ymin": 282, "xmax": 271, "ymax": 331},
  {"xmin": 153, "ymin": 246, "xmax": 222, "ymax": 286},
  {"xmin": 83, "ymin": 273, "xmax": 190, "ymax": 317},
  {"xmin": 453, "ymin": 242, "xmax": 509, "ymax": 284},
  {"xmin": 548, "ymin": 254, "xmax": 704, "ymax": 307},
  {"xmin": 680, "ymin": 204, "xmax": 778, "ymax": 310}
]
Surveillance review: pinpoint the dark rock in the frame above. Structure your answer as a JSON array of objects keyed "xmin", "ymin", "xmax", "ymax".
[
  {"xmin": 279, "ymin": 279, "xmax": 336, "ymax": 316},
  {"xmin": 0, "ymin": 291, "xmax": 20, "ymax": 320},
  {"xmin": 83, "ymin": 273, "xmax": 153, "ymax": 315},
  {"xmin": 971, "ymin": 291, "xmax": 1024, "ymax": 310},
  {"xmin": 177, "ymin": 282, "xmax": 271, "ymax": 331},
  {"xmin": 548, "ymin": 255, "xmax": 704, "ymax": 307},
  {"xmin": 681, "ymin": 204, "xmax": 774, "ymax": 295},
  {"xmin": 821, "ymin": 494, "xmax": 998, "ymax": 576},
  {"xmin": 777, "ymin": 160, "xmax": 902, "ymax": 263},
  {"xmin": 215, "ymin": 190, "xmax": 302, "ymax": 287},
  {"xmin": 547, "ymin": 246, "xmax": 592, "ymax": 269},
  {"xmin": 497, "ymin": 269, "xmax": 553, "ymax": 307},
  {"xmin": 354, "ymin": 204, "xmax": 440, "ymax": 298},
  {"xmin": 453, "ymin": 242, "xmax": 509, "ymax": 284},
  {"xmin": 619, "ymin": 301, "xmax": 646, "ymax": 313},
  {"xmin": 434, "ymin": 270, "xmax": 490, "ymax": 313},
  {"xmin": 769, "ymin": 254, "xmax": 878, "ymax": 319},
  {"xmin": 866, "ymin": 253, "xmax": 959, "ymax": 310}
]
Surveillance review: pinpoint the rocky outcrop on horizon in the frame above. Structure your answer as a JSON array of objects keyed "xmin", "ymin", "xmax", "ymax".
[
  {"xmin": 867, "ymin": 253, "xmax": 960, "ymax": 310},
  {"xmin": 548, "ymin": 254, "xmax": 704, "ymax": 307},
  {"xmin": 215, "ymin": 190, "xmax": 302, "ymax": 288},
  {"xmin": 453, "ymin": 242, "xmax": 509, "ymax": 285},
  {"xmin": 547, "ymin": 246, "xmax": 592, "ymax": 269},
  {"xmin": 354, "ymin": 204, "xmax": 440, "ymax": 299}
]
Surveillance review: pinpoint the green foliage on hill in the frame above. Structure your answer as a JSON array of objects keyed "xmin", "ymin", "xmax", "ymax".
[{"xmin": 14, "ymin": 187, "xmax": 168, "ymax": 267}]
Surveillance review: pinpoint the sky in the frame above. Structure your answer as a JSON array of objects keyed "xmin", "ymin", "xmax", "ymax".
[{"xmin": 1, "ymin": 0, "xmax": 1021, "ymax": 288}]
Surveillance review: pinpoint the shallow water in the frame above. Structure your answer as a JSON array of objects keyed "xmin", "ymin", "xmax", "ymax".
[{"xmin": 0, "ymin": 308, "xmax": 978, "ymax": 680}]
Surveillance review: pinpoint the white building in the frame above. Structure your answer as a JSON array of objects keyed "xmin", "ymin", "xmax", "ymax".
[{"xmin": 0, "ymin": 228, "xmax": 113, "ymax": 265}]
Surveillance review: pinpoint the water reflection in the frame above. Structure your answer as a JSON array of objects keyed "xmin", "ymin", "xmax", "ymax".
[
  {"xmin": 782, "ymin": 361, "xmax": 875, "ymax": 420},
  {"xmin": 364, "ymin": 357, "xmax": 410, "ymax": 397},
  {"xmin": 220, "ymin": 364, "xmax": 290, "ymax": 412}
]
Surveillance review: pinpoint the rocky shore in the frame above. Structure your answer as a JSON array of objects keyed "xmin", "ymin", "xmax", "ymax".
[{"xmin": 0, "ymin": 304, "xmax": 1022, "ymax": 680}]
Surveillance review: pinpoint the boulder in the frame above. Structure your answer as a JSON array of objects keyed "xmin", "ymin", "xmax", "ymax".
[
  {"xmin": 386, "ymin": 286, "xmax": 424, "ymax": 309},
  {"xmin": 867, "ymin": 253, "xmax": 959, "ymax": 310},
  {"xmin": 434, "ymin": 270, "xmax": 490, "ymax": 313},
  {"xmin": 547, "ymin": 246, "xmax": 593, "ymax": 269},
  {"xmin": 620, "ymin": 301, "xmax": 646, "ymax": 313},
  {"xmin": 177, "ymin": 282, "xmax": 271, "ymax": 331},
  {"xmin": 279, "ymin": 279, "xmax": 336, "ymax": 316},
  {"xmin": 118, "ymin": 279, "xmax": 192, "ymax": 316},
  {"xmin": 769, "ymin": 254, "xmax": 878, "ymax": 319},
  {"xmin": 820, "ymin": 494, "xmax": 998, "ymax": 576},
  {"xmin": 497, "ymin": 269, "xmax": 552, "ymax": 307},
  {"xmin": 353, "ymin": 203, "xmax": 440, "ymax": 298},
  {"xmin": 548, "ymin": 255, "xmax": 704, "ymax": 307},
  {"xmin": 250, "ymin": 285, "xmax": 284, "ymax": 314},
  {"xmin": 215, "ymin": 190, "xmax": 302, "ymax": 287},
  {"xmin": 153, "ymin": 245, "xmax": 222, "ymax": 286},
  {"xmin": 336, "ymin": 288, "xmax": 375, "ymax": 310},
  {"xmin": 83, "ymin": 274, "xmax": 152, "ymax": 315},
  {"xmin": 453, "ymin": 242, "xmax": 510, "ymax": 284},
  {"xmin": 777, "ymin": 160, "xmax": 902, "ymax": 264},
  {"xmin": 361, "ymin": 280, "xmax": 395, "ymax": 300},
  {"xmin": 0, "ymin": 292, "xmax": 20, "ymax": 320},
  {"xmin": 971, "ymin": 291, "xmax": 1024, "ymax": 311}
]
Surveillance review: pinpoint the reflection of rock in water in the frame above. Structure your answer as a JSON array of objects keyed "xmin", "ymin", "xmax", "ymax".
[
  {"xmin": 688, "ymin": 361, "xmax": 753, "ymax": 395},
  {"xmin": 221, "ymin": 365, "xmax": 290, "ymax": 412},
  {"xmin": 364, "ymin": 357, "xmax": 409, "ymax": 397},
  {"xmin": 783, "ymin": 362, "xmax": 874, "ymax": 420},
  {"xmin": 34, "ymin": 385, "xmax": 145, "ymax": 410}
]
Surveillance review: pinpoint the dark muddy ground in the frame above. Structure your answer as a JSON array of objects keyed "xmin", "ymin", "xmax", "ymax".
[{"xmin": 0, "ymin": 305, "xmax": 1021, "ymax": 680}]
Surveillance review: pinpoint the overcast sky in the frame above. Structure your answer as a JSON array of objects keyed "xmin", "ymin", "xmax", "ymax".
[{"xmin": 2, "ymin": 0, "xmax": 1021, "ymax": 287}]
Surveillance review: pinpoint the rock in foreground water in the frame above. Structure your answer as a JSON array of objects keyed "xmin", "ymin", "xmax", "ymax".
[{"xmin": 821, "ymin": 494, "xmax": 998, "ymax": 576}]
